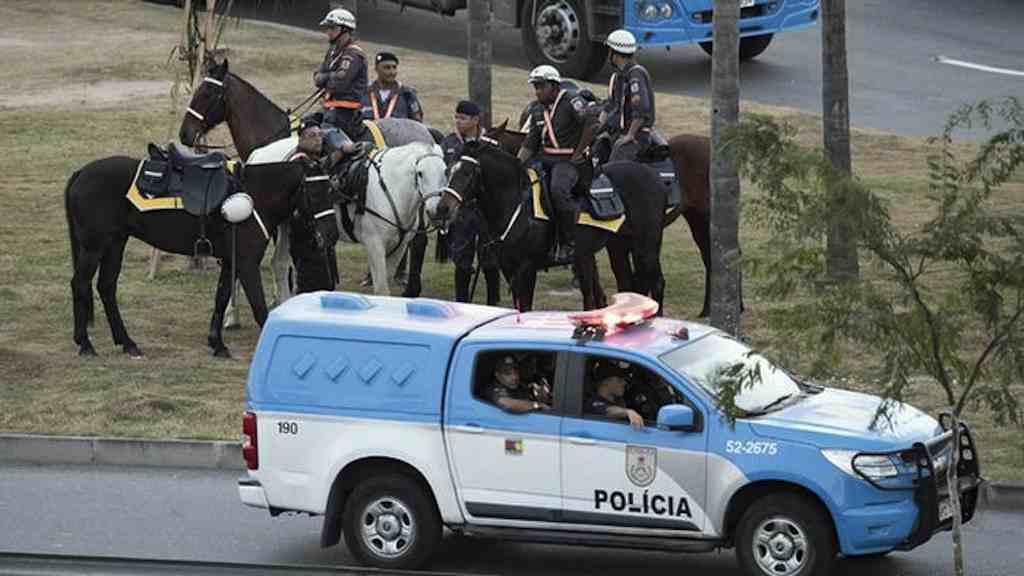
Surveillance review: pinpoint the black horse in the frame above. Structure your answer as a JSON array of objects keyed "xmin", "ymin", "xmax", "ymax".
[
  {"xmin": 435, "ymin": 140, "xmax": 667, "ymax": 312},
  {"xmin": 485, "ymin": 120, "xmax": 731, "ymax": 318},
  {"xmin": 65, "ymin": 156, "xmax": 329, "ymax": 358}
]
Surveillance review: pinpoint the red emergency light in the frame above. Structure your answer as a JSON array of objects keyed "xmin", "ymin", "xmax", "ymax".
[{"xmin": 568, "ymin": 292, "xmax": 659, "ymax": 340}]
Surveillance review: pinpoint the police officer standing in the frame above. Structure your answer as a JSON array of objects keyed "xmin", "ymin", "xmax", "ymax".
[
  {"xmin": 362, "ymin": 52, "xmax": 424, "ymax": 122},
  {"xmin": 440, "ymin": 100, "xmax": 501, "ymax": 305},
  {"xmin": 314, "ymin": 8, "xmax": 368, "ymax": 144},
  {"xmin": 517, "ymin": 65, "xmax": 595, "ymax": 266},
  {"xmin": 597, "ymin": 29, "xmax": 656, "ymax": 164}
]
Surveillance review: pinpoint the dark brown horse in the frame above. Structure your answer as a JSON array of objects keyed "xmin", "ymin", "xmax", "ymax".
[
  {"xmin": 485, "ymin": 121, "xmax": 719, "ymax": 317},
  {"xmin": 65, "ymin": 157, "xmax": 328, "ymax": 358}
]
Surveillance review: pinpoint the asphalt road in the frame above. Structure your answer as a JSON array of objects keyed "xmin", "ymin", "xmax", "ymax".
[
  {"xmin": 228, "ymin": 0, "xmax": 1024, "ymax": 137},
  {"xmin": 1, "ymin": 463, "xmax": 1022, "ymax": 576}
]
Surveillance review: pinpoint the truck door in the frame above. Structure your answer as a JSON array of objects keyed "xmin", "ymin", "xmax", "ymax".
[
  {"xmin": 445, "ymin": 347, "xmax": 566, "ymax": 524},
  {"xmin": 560, "ymin": 351, "xmax": 710, "ymax": 534}
]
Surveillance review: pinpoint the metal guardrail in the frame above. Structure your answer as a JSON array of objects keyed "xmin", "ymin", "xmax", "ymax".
[{"xmin": 0, "ymin": 552, "xmax": 496, "ymax": 576}]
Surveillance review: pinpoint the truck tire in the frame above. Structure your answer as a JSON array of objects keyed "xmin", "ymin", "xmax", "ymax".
[
  {"xmin": 735, "ymin": 493, "xmax": 836, "ymax": 576},
  {"xmin": 342, "ymin": 474, "xmax": 441, "ymax": 570},
  {"xmin": 699, "ymin": 33, "xmax": 774, "ymax": 61},
  {"xmin": 521, "ymin": 0, "xmax": 607, "ymax": 80}
]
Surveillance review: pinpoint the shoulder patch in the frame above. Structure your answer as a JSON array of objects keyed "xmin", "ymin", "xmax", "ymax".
[
  {"xmin": 572, "ymin": 98, "xmax": 584, "ymax": 111},
  {"xmin": 340, "ymin": 58, "xmax": 352, "ymax": 71},
  {"xmin": 631, "ymin": 80, "xmax": 641, "ymax": 94}
]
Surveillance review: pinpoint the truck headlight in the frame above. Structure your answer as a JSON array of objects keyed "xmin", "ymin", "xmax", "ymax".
[
  {"xmin": 641, "ymin": 3, "xmax": 659, "ymax": 20},
  {"xmin": 660, "ymin": 3, "xmax": 673, "ymax": 18},
  {"xmin": 822, "ymin": 449, "xmax": 899, "ymax": 480}
]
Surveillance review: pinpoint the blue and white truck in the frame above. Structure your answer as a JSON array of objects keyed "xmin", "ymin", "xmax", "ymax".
[
  {"xmin": 239, "ymin": 291, "xmax": 981, "ymax": 576},
  {"xmin": 398, "ymin": 0, "xmax": 821, "ymax": 78}
]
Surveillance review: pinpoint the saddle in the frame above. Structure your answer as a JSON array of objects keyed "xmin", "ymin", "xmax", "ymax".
[{"xmin": 137, "ymin": 142, "xmax": 233, "ymax": 217}]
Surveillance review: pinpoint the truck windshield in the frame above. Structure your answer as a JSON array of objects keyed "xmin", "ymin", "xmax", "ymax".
[{"xmin": 660, "ymin": 334, "xmax": 801, "ymax": 415}]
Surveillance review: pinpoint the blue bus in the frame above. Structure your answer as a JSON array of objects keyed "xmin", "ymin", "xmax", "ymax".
[{"xmin": 401, "ymin": 0, "xmax": 821, "ymax": 79}]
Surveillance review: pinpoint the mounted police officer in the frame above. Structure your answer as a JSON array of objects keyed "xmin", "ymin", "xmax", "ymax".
[
  {"xmin": 440, "ymin": 100, "xmax": 501, "ymax": 304},
  {"xmin": 596, "ymin": 29, "xmax": 657, "ymax": 164},
  {"xmin": 517, "ymin": 65, "xmax": 595, "ymax": 266},
  {"xmin": 314, "ymin": 8, "xmax": 368, "ymax": 146},
  {"xmin": 362, "ymin": 52, "xmax": 424, "ymax": 122}
]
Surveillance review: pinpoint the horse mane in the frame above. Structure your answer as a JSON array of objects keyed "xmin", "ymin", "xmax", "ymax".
[{"xmin": 227, "ymin": 72, "xmax": 288, "ymax": 119}]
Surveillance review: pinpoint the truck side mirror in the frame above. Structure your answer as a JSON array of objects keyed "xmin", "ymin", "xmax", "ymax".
[{"xmin": 657, "ymin": 404, "xmax": 696, "ymax": 432}]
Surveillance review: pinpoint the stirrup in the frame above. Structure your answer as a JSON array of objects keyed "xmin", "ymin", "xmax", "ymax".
[{"xmin": 194, "ymin": 237, "xmax": 214, "ymax": 258}]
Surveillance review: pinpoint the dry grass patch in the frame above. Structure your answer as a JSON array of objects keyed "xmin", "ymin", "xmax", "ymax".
[{"xmin": 0, "ymin": 0, "xmax": 1019, "ymax": 479}]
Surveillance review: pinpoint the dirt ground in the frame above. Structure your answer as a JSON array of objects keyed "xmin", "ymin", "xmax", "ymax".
[{"xmin": 0, "ymin": 0, "xmax": 1020, "ymax": 479}]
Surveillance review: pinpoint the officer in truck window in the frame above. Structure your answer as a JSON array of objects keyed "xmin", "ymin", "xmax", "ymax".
[
  {"xmin": 488, "ymin": 355, "xmax": 551, "ymax": 414},
  {"xmin": 586, "ymin": 362, "xmax": 644, "ymax": 430}
]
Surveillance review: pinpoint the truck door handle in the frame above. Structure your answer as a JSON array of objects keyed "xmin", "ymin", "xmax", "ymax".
[
  {"xmin": 458, "ymin": 424, "xmax": 484, "ymax": 434},
  {"xmin": 569, "ymin": 436, "xmax": 596, "ymax": 445}
]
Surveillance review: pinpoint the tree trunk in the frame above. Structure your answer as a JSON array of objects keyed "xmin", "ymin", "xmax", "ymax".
[
  {"xmin": 945, "ymin": 410, "xmax": 966, "ymax": 576},
  {"xmin": 709, "ymin": 0, "xmax": 742, "ymax": 336},
  {"xmin": 467, "ymin": 0, "xmax": 493, "ymax": 127},
  {"xmin": 822, "ymin": 0, "xmax": 859, "ymax": 281}
]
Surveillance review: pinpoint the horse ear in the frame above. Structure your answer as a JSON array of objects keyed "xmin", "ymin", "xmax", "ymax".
[{"xmin": 497, "ymin": 118, "xmax": 508, "ymax": 132}]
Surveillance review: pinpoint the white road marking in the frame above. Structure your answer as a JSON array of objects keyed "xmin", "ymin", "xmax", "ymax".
[{"xmin": 936, "ymin": 55, "xmax": 1024, "ymax": 78}]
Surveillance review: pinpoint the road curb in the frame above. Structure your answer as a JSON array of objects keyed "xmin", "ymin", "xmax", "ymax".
[
  {"xmin": 0, "ymin": 433, "xmax": 243, "ymax": 470},
  {"xmin": 3, "ymin": 433, "xmax": 1023, "ymax": 511}
]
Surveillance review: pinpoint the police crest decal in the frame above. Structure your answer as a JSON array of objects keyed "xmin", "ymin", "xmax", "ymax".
[{"xmin": 625, "ymin": 445, "xmax": 657, "ymax": 487}]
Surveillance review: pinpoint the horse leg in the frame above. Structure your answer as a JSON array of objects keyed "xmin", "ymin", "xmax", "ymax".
[
  {"xmin": 207, "ymin": 260, "xmax": 235, "ymax": 358},
  {"xmin": 590, "ymin": 255, "xmax": 608, "ymax": 308},
  {"xmin": 575, "ymin": 254, "xmax": 598, "ymax": 310},
  {"xmin": 634, "ymin": 248, "xmax": 666, "ymax": 316},
  {"xmin": 147, "ymin": 246, "xmax": 161, "ymax": 280},
  {"xmin": 364, "ymin": 236, "xmax": 390, "ymax": 296},
  {"xmin": 401, "ymin": 229, "xmax": 427, "ymax": 298},
  {"xmin": 683, "ymin": 208, "xmax": 712, "ymax": 318},
  {"xmin": 71, "ymin": 247, "xmax": 102, "ymax": 357},
  {"xmin": 238, "ymin": 259, "xmax": 270, "ymax": 328},
  {"xmin": 223, "ymin": 284, "xmax": 241, "ymax": 330},
  {"xmin": 518, "ymin": 265, "xmax": 539, "ymax": 312},
  {"xmin": 97, "ymin": 235, "xmax": 141, "ymax": 357},
  {"xmin": 605, "ymin": 235, "xmax": 634, "ymax": 293},
  {"xmin": 271, "ymin": 221, "xmax": 293, "ymax": 305}
]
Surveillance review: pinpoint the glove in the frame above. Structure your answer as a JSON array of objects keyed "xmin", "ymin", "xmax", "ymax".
[
  {"xmin": 350, "ymin": 141, "xmax": 370, "ymax": 158},
  {"xmin": 313, "ymin": 72, "xmax": 327, "ymax": 88},
  {"xmin": 317, "ymin": 154, "xmax": 335, "ymax": 173}
]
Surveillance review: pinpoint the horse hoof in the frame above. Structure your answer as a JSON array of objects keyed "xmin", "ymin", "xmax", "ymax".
[
  {"xmin": 213, "ymin": 347, "xmax": 232, "ymax": 359},
  {"xmin": 78, "ymin": 346, "xmax": 97, "ymax": 357},
  {"xmin": 123, "ymin": 344, "xmax": 144, "ymax": 358}
]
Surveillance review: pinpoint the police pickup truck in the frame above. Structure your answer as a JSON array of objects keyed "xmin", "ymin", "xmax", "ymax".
[{"xmin": 239, "ymin": 291, "xmax": 981, "ymax": 576}]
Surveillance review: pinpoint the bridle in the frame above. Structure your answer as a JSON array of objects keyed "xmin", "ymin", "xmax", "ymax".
[
  {"xmin": 442, "ymin": 150, "xmax": 523, "ymax": 247},
  {"xmin": 185, "ymin": 76, "xmax": 227, "ymax": 145}
]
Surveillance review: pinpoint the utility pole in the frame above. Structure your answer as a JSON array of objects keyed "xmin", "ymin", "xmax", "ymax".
[{"xmin": 467, "ymin": 0, "xmax": 493, "ymax": 126}]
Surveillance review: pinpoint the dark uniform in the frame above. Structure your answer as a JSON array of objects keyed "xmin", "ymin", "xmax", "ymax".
[
  {"xmin": 315, "ymin": 39, "xmax": 369, "ymax": 141},
  {"xmin": 440, "ymin": 129, "xmax": 500, "ymax": 304},
  {"xmin": 585, "ymin": 393, "xmax": 627, "ymax": 417},
  {"xmin": 362, "ymin": 80, "xmax": 423, "ymax": 122},
  {"xmin": 487, "ymin": 381, "xmax": 533, "ymax": 408},
  {"xmin": 599, "ymin": 61, "xmax": 656, "ymax": 163},
  {"xmin": 523, "ymin": 89, "xmax": 593, "ymax": 254}
]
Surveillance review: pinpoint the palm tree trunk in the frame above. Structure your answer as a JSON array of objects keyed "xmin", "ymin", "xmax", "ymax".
[
  {"xmin": 709, "ymin": 0, "xmax": 742, "ymax": 336},
  {"xmin": 468, "ymin": 0, "xmax": 493, "ymax": 127},
  {"xmin": 822, "ymin": 0, "xmax": 859, "ymax": 280}
]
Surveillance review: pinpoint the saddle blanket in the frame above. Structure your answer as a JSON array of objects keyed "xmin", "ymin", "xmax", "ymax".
[
  {"xmin": 126, "ymin": 158, "xmax": 238, "ymax": 213},
  {"xmin": 529, "ymin": 168, "xmax": 625, "ymax": 234}
]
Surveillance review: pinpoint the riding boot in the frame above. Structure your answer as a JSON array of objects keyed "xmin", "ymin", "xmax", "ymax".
[
  {"xmin": 484, "ymin": 268, "xmax": 501, "ymax": 306},
  {"xmin": 553, "ymin": 207, "xmax": 577, "ymax": 266},
  {"xmin": 454, "ymin": 268, "xmax": 473, "ymax": 303}
]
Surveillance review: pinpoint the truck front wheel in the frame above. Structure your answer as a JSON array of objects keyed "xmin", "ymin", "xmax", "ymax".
[
  {"xmin": 735, "ymin": 493, "xmax": 836, "ymax": 576},
  {"xmin": 342, "ymin": 474, "xmax": 441, "ymax": 570},
  {"xmin": 521, "ymin": 0, "xmax": 607, "ymax": 80}
]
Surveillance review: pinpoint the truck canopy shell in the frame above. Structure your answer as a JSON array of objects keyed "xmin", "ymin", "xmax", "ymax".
[{"xmin": 247, "ymin": 292, "xmax": 514, "ymax": 419}]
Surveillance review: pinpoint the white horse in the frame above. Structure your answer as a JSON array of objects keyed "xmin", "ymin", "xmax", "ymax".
[
  {"xmin": 330, "ymin": 141, "xmax": 448, "ymax": 295},
  {"xmin": 222, "ymin": 139, "xmax": 447, "ymax": 325}
]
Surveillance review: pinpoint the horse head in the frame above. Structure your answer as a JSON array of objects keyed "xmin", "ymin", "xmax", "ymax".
[
  {"xmin": 436, "ymin": 139, "xmax": 486, "ymax": 224},
  {"xmin": 179, "ymin": 59, "xmax": 230, "ymax": 147},
  {"xmin": 409, "ymin": 143, "xmax": 450, "ymax": 228},
  {"xmin": 483, "ymin": 119, "xmax": 525, "ymax": 156}
]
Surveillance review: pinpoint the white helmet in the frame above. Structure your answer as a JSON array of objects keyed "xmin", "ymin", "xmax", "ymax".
[
  {"xmin": 319, "ymin": 8, "xmax": 357, "ymax": 31},
  {"xmin": 528, "ymin": 64, "xmax": 562, "ymax": 85},
  {"xmin": 605, "ymin": 29, "xmax": 638, "ymax": 55}
]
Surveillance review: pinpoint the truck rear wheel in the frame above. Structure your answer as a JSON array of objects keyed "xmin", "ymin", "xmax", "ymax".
[
  {"xmin": 521, "ymin": 0, "xmax": 607, "ymax": 80},
  {"xmin": 699, "ymin": 33, "xmax": 775, "ymax": 61},
  {"xmin": 342, "ymin": 474, "xmax": 440, "ymax": 570},
  {"xmin": 735, "ymin": 493, "xmax": 836, "ymax": 576}
]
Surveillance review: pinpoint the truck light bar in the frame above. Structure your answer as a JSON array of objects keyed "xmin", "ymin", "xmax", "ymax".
[{"xmin": 568, "ymin": 292, "xmax": 659, "ymax": 340}]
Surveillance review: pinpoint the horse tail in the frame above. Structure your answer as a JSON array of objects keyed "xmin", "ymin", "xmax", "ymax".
[{"xmin": 64, "ymin": 169, "xmax": 93, "ymax": 326}]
